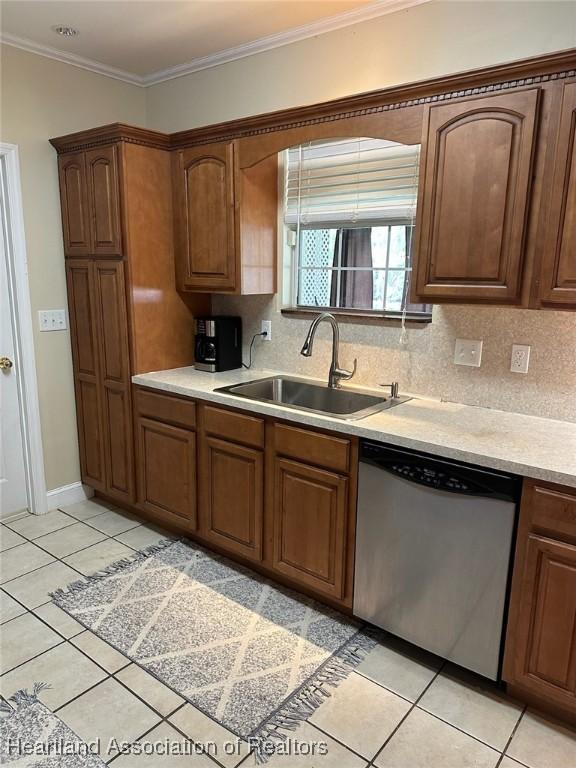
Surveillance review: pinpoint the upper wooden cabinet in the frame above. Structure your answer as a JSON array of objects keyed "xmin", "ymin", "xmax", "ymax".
[
  {"xmin": 58, "ymin": 152, "xmax": 91, "ymax": 256},
  {"xmin": 58, "ymin": 144, "xmax": 122, "ymax": 257},
  {"xmin": 85, "ymin": 146, "xmax": 122, "ymax": 256},
  {"xmin": 413, "ymin": 89, "xmax": 540, "ymax": 304},
  {"xmin": 172, "ymin": 140, "xmax": 277, "ymax": 294},
  {"xmin": 538, "ymin": 81, "xmax": 576, "ymax": 308},
  {"xmin": 173, "ymin": 143, "xmax": 236, "ymax": 291}
]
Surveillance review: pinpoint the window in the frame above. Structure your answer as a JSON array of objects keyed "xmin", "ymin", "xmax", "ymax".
[{"xmin": 282, "ymin": 138, "xmax": 431, "ymax": 319}]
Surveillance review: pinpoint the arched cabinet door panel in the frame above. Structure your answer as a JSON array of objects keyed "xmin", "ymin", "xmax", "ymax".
[
  {"xmin": 539, "ymin": 81, "xmax": 576, "ymax": 308},
  {"xmin": 58, "ymin": 153, "xmax": 91, "ymax": 256},
  {"xmin": 85, "ymin": 145, "xmax": 122, "ymax": 256},
  {"xmin": 173, "ymin": 142, "xmax": 237, "ymax": 291},
  {"xmin": 413, "ymin": 89, "xmax": 540, "ymax": 304}
]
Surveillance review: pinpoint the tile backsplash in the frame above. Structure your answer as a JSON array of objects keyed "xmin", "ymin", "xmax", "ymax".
[{"xmin": 213, "ymin": 295, "xmax": 576, "ymax": 423}]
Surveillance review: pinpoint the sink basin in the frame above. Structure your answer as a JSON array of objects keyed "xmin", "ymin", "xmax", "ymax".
[{"xmin": 215, "ymin": 376, "xmax": 410, "ymax": 420}]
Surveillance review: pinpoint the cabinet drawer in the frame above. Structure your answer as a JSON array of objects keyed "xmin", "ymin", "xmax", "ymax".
[
  {"xmin": 203, "ymin": 405, "xmax": 264, "ymax": 448},
  {"xmin": 274, "ymin": 423, "xmax": 350, "ymax": 474},
  {"xmin": 530, "ymin": 483, "xmax": 576, "ymax": 540},
  {"xmin": 135, "ymin": 388, "xmax": 196, "ymax": 430}
]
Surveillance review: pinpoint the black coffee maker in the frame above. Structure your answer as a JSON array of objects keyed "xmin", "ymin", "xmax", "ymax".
[{"xmin": 194, "ymin": 316, "xmax": 242, "ymax": 372}]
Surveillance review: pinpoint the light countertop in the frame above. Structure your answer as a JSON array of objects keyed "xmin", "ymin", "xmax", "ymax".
[{"xmin": 132, "ymin": 367, "xmax": 576, "ymax": 488}]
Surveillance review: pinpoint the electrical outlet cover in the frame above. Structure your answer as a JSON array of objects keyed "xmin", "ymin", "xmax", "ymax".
[
  {"xmin": 454, "ymin": 338, "xmax": 483, "ymax": 367},
  {"xmin": 511, "ymin": 344, "xmax": 531, "ymax": 374},
  {"xmin": 261, "ymin": 320, "xmax": 272, "ymax": 341}
]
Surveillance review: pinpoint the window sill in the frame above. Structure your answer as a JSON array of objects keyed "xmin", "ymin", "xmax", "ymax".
[{"xmin": 280, "ymin": 307, "xmax": 432, "ymax": 325}]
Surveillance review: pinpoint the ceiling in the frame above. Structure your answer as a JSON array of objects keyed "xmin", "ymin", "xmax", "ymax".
[{"xmin": 0, "ymin": 0, "xmax": 426, "ymax": 85}]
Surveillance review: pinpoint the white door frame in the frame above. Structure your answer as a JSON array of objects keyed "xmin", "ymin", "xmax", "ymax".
[{"xmin": 1, "ymin": 142, "xmax": 47, "ymax": 515}]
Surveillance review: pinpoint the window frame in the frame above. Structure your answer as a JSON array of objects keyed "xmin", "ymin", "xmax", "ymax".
[{"xmin": 279, "ymin": 148, "xmax": 432, "ymax": 322}]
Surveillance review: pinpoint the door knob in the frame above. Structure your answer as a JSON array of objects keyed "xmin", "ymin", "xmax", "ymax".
[{"xmin": 0, "ymin": 357, "xmax": 13, "ymax": 370}]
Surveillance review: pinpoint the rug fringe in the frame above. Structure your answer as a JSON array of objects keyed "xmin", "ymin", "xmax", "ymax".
[
  {"xmin": 50, "ymin": 537, "xmax": 179, "ymax": 601},
  {"xmin": 250, "ymin": 631, "xmax": 376, "ymax": 764}
]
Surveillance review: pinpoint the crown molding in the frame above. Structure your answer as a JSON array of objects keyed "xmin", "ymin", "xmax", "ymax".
[
  {"xmin": 49, "ymin": 123, "xmax": 171, "ymax": 153},
  {"xmin": 0, "ymin": 0, "xmax": 429, "ymax": 88},
  {"xmin": 0, "ymin": 33, "xmax": 144, "ymax": 85},
  {"xmin": 140, "ymin": 0, "xmax": 431, "ymax": 85}
]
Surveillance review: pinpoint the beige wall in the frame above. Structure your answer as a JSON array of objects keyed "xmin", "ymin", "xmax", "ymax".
[
  {"xmin": 151, "ymin": 0, "xmax": 576, "ymax": 423},
  {"xmin": 0, "ymin": 44, "xmax": 146, "ymax": 491},
  {"xmin": 146, "ymin": 1, "xmax": 576, "ymax": 131},
  {"xmin": 2, "ymin": 1, "xmax": 576, "ymax": 495}
]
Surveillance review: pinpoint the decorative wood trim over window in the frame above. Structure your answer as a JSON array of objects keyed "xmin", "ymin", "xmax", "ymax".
[{"xmin": 50, "ymin": 49, "xmax": 576, "ymax": 154}]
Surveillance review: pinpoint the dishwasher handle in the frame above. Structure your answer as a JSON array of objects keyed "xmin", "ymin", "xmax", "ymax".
[{"xmin": 360, "ymin": 441, "xmax": 521, "ymax": 502}]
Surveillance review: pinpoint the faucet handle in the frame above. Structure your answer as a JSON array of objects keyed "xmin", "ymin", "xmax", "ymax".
[
  {"xmin": 379, "ymin": 381, "xmax": 399, "ymax": 398},
  {"xmin": 335, "ymin": 358, "xmax": 357, "ymax": 383}
]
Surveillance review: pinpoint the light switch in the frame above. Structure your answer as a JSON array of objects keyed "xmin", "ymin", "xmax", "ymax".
[
  {"xmin": 39, "ymin": 310, "xmax": 67, "ymax": 332},
  {"xmin": 454, "ymin": 338, "xmax": 483, "ymax": 367}
]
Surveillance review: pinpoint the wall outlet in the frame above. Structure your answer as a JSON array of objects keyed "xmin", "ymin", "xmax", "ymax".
[
  {"xmin": 38, "ymin": 309, "xmax": 67, "ymax": 332},
  {"xmin": 511, "ymin": 344, "xmax": 531, "ymax": 374},
  {"xmin": 454, "ymin": 338, "xmax": 483, "ymax": 367},
  {"xmin": 261, "ymin": 320, "xmax": 272, "ymax": 341}
]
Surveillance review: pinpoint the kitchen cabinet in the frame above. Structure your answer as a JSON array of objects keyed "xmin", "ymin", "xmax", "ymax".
[
  {"xmin": 85, "ymin": 145, "xmax": 122, "ymax": 256},
  {"xmin": 200, "ymin": 436, "xmax": 264, "ymax": 561},
  {"xmin": 413, "ymin": 89, "xmax": 540, "ymax": 304},
  {"xmin": 199, "ymin": 405, "xmax": 264, "ymax": 561},
  {"xmin": 271, "ymin": 457, "xmax": 348, "ymax": 600},
  {"xmin": 173, "ymin": 142, "xmax": 236, "ymax": 291},
  {"xmin": 504, "ymin": 480, "xmax": 576, "ymax": 721},
  {"xmin": 66, "ymin": 258, "xmax": 133, "ymax": 502},
  {"xmin": 268, "ymin": 423, "xmax": 355, "ymax": 602},
  {"xmin": 58, "ymin": 144, "xmax": 122, "ymax": 257},
  {"xmin": 134, "ymin": 388, "xmax": 197, "ymax": 527},
  {"xmin": 65, "ymin": 259, "xmax": 105, "ymax": 489},
  {"xmin": 58, "ymin": 152, "xmax": 91, "ymax": 256},
  {"xmin": 93, "ymin": 260, "xmax": 134, "ymax": 503},
  {"xmin": 136, "ymin": 419, "xmax": 197, "ymax": 526},
  {"xmin": 538, "ymin": 81, "xmax": 576, "ymax": 308},
  {"xmin": 172, "ymin": 141, "xmax": 277, "ymax": 294},
  {"xmin": 53, "ymin": 127, "xmax": 209, "ymax": 509}
]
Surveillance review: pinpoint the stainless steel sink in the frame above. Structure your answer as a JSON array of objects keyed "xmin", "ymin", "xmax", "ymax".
[{"xmin": 215, "ymin": 376, "xmax": 410, "ymax": 420}]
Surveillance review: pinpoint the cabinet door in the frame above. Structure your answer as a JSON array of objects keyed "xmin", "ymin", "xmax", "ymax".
[
  {"xmin": 86, "ymin": 145, "xmax": 122, "ymax": 256},
  {"xmin": 58, "ymin": 153, "xmax": 90, "ymax": 256},
  {"xmin": 539, "ymin": 82, "xmax": 576, "ymax": 308},
  {"xmin": 510, "ymin": 534, "xmax": 576, "ymax": 708},
  {"xmin": 200, "ymin": 436, "xmax": 263, "ymax": 561},
  {"xmin": 137, "ymin": 417, "xmax": 196, "ymax": 526},
  {"xmin": 65, "ymin": 260, "xmax": 105, "ymax": 490},
  {"xmin": 93, "ymin": 260, "xmax": 134, "ymax": 503},
  {"xmin": 272, "ymin": 457, "xmax": 348, "ymax": 599},
  {"xmin": 413, "ymin": 89, "xmax": 540, "ymax": 304},
  {"xmin": 173, "ymin": 142, "xmax": 237, "ymax": 291}
]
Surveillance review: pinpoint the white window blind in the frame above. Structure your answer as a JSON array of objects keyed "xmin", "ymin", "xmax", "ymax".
[{"xmin": 285, "ymin": 137, "xmax": 420, "ymax": 228}]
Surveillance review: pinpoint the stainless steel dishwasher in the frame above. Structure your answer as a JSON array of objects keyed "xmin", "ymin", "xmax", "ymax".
[{"xmin": 354, "ymin": 441, "xmax": 521, "ymax": 680}]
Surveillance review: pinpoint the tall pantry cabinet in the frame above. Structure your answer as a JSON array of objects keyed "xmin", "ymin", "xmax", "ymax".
[{"xmin": 51, "ymin": 126, "xmax": 209, "ymax": 505}]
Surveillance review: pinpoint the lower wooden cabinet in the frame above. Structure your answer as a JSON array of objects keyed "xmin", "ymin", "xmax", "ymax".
[
  {"xmin": 132, "ymin": 391, "xmax": 356, "ymax": 607},
  {"xmin": 66, "ymin": 258, "xmax": 134, "ymax": 503},
  {"xmin": 136, "ymin": 416, "xmax": 197, "ymax": 527},
  {"xmin": 271, "ymin": 457, "xmax": 348, "ymax": 600},
  {"xmin": 504, "ymin": 481, "xmax": 576, "ymax": 719},
  {"xmin": 199, "ymin": 435, "xmax": 263, "ymax": 561}
]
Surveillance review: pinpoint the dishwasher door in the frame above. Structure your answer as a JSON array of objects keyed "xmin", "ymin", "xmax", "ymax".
[{"xmin": 353, "ymin": 444, "xmax": 518, "ymax": 680}]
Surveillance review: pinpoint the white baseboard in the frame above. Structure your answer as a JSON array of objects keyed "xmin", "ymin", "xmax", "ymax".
[{"xmin": 46, "ymin": 481, "xmax": 94, "ymax": 511}]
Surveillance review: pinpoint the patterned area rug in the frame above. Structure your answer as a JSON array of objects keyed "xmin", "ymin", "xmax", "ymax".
[
  {"xmin": 52, "ymin": 539, "xmax": 373, "ymax": 755},
  {"xmin": 1, "ymin": 686, "xmax": 106, "ymax": 766}
]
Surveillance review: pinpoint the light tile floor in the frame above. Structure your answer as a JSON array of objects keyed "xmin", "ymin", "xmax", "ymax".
[{"xmin": 1, "ymin": 499, "xmax": 575, "ymax": 767}]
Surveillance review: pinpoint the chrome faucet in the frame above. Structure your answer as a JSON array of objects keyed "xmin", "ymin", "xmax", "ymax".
[{"xmin": 300, "ymin": 312, "xmax": 357, "ymax": 389}]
